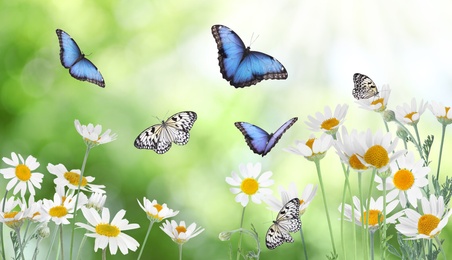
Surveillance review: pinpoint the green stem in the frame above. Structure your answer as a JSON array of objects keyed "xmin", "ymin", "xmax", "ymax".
[
  {"xmin": 358, "ymin": 172, "xmax": 366, "ymax": 259},
  {"xmin": 365, "ymin": 169, "xmax": 377, "ymax": 259},
  {"xmin": 236, "ymin": 206, "xmax": 246, "ymax": 260},
  {"xmin": 394, "ymin": 120, "xmax": 425, "ymax": 162},
  {"xmin": 0, "ymin": 189, "xmax": 9, "ymax": 260},
  {"xmin": 381, "ymin": 176, "xmax": 387, "ymax": 260},
  {"xmin": 299, "ymin": 226, "xmax": 308, "ymax": 260},
  {"xmin": 178, "ymin": 244, "xmax": 183, "ymax": 260},
  {"xmin": 76, "ymin": 234, "xmax": 87, "ymax": 260},
  {"xmin": 314, "ymin": 159, "xmax": 337, "ymax": 255},
  {"xmin": 102, "ymin": 248, "xmax": 106, "ymax": 260},
  {"xmin": 32, "ymin": 237, "xmax": 42, "ymax": 260},
  {"xmin": 369, "ymin": 230, "xmax": 375, "ymax": 260},
  {"xmin": 14, "ymin": 227, "xmax": 26, "ymax": 260},
  {"xmin": 434, "ymin": 236, "xmax": 447, "ymax": 260},
  {"xmin": 45, "ymin": 223, "xmax": 59, "ymax": 260},
  {"xmin": 436, "ymin": 124, "xmax": 447, "ymax": 180},
  {"xmin": 137, "ymin": 221, "xmax": 155, "ymax": 260}
]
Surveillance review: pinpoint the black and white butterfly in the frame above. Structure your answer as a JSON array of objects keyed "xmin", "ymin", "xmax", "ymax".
[
  {"xmin": 266, "ymin": 198, "xmax": 301, "ymax": 250},
  {"xmin": 352, "ymin": 73, "xmax": 379, "ymax": 100},
  {"xmin": 134, "ymin": 111, "xmax": 197, "ymax": 154}
]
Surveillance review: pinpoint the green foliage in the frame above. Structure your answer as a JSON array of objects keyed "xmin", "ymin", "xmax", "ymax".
[{"xmin": 422, "ymin": 135, "xmax": 434, "ymax": 167}]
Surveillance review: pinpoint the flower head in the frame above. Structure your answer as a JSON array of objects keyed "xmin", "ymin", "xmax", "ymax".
[
  {"xmin": 375, "ymin": 152, "xmax": 429, "ymax": 208},
  {"xmin": 0, "ymin": 152, "xmax": 43, "ymax": 197},
  {"xmin": 225, "ymin": 163, "xmax": 274, "ymax": 207},
  {"xmin": 40, "ymin": 192, "xmax": 87, "ymax": 225},
  {"xmin": 74, "ymin": 119, "xmax": 117, "ymax": 147},
  {"xmin": 396, "ymin": 195, "xmax": 452, "ymax": 239},
  {"xmin": 356, "ymin": 84, "xmax": 391, "ymax": 113},
  {"xmin": 334, "ymin": 127, "xmax": 369, "ymax": 172},
  {"xmin": 284, "ymin": 134, "xmax": 333, "ymax": 161},
  {"xmin": 138, "ymin": 198, "xmax": 179, "ymax": 222},
  {"xmin": 305, "ymin": 104, "xmax": 349, "ymax": 136},
  {"xmin": 76, "ymin": 207, "xmax": 140, "ymax": 255},
  {"xmin": 85, "ymin": 192, "xmax": 107, "ymax": 212},
  {"xmin": 0, "ymin": 197, "xmax": 25, "ymax": 229},
  {"xmin": 395, "ymin": 98, "xmax": 428, "ymax": 126},
  {"xmin": 429, "ymin": 101, "xmax": 452, "ymax": 126},
  {"xmin": 160, "ymin": 220, "xmax": 204, "ymax": 245},
  {"xmin": 265, "ymin": 183, "xmax": 317, "ymax": 215},
  {"xmin": 47, "ymin": 163, "xmax": 105, "ymax": 193}
]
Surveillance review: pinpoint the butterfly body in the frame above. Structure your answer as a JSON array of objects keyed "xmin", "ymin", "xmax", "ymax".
[
  {"xmin": 211, "ymin": 25, "xmax": 288, "ymax": 88},
  {"xmin": 235, "ymin": 117, "xmax": 297, "ymax": 156},
  {"xmin": 134, "ymin": 111, "xmax": 197, "ymax": 154},
  {"xmin": 266, "ymin": 198, "xmax": 301, "ymax": 249},
  {"xmin": 56, "ymin": 29, "xmax": 105, "ymax": 88},
  {"xmin": 352, "ymin": 73, "xmax": 379, "ymax": 100}
]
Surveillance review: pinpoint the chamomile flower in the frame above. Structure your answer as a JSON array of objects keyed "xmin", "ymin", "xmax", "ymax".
[
  {"xmin": 284, "ymin": 134, "xmax": 333, "ymax": 161},
  {"xmin": 334, "ymin": 127, "xmax": 368, "ymax": 172},
  {"xmin": 375, "ymin": 152, "xmax": 429, "ymax": 208},
  {"xmin": 74, "ymin": 119, "xmax": 117, "ymax": 147},
  {"xmin": 85, "ymin": 192, "xmax": 107, "ymax": 212},
  {"xmin": 356, "ymin": 84, "xmax": 391, "ymax": 113},
  {"xmin": 429, "ymin": 101, "xmax": 452, "ymax": 126},
  {"xmin": 339, "ymin": 196, "xmax": 402, "ymax": 231},
  {"xmin": 226, "ymin": 162, "xmax": 274, "ymax": 207},
  {"xmin": 395, "ymin": 98, "xmax": 428, "ymax": 126},
  {"xmin": 40, "ymin": 192, "xmax": 87, "ymax": 225},
  {"xmin": 0, "ymin": 152, "xmax": 43, "ymax": 197},
  {"xmin": 138, "ymin": 198, "xmax": 179, "ymax": 222},
  {"xmin": 47, "ymin": 163, "xmax": 105, "ymax": 193},
  {"xmin": 396, "ymin": 195, "xmax": 452, "ymax": 239},
  {"xmin": 76, "ymin": 207, "xmax": 140, "ymax": 255},
  {"xmin": 0, "ymin": 197, "xmax": 25, "ymax": 229},
  {"xmin": 305, "ymin": 104, "xmax": 349, "ymax": 136},
  {"xmin": 160, "ymin": 220, "xmax": 204, "ymax": 245},
  {"xmin": 265, "ymin": 183, "xmax": 317, "ymax": 215}
]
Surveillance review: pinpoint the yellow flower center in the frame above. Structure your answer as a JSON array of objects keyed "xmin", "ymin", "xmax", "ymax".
[
  {"xmin": 49, "ymin": 206, "xmax": 68, "ymax": 218},
  {"xmin": 147, "ymin": 204, "xmax": 164, "ymax": 220},
  {"xmin": 321, "ymin": 118, "xmax": 339, "ymax": 131},
  {"xmin": 404, "ymin": 112, "xmax": 417, "ymax": 122},
  {"xmin": 418, "ymin": 214, "xmax": 440, "ymax": 236},
  {"xmin": 371, "ymin": 98, "xmax": 386, "ymax": 111},
  {"xmin": 349, "ymin": 154, "xmax": 368, "ymax": 170},
  {"xmin": 4, "ymin": 211, "xmax": 23, "ymax": 229},
  {"xmin": 305, "ymin": 138, "xmax": 315, "ymax": 150},
  {"xmin": 393, "ymin": 169, "xmax": 415, "ymax": 191},
  {"xmin": 176, "ymin": 225, "xmax": 187, "ymax": 234},
  {"xmin": 4, "ymin": 211, "xmax": 19, "ymax": 219},
  {"xmin": 361, "ymin": 209, "xmax": 383, "ymax": 226},
  {"xmin": 364, "ymin": 145, "xmax": 389, "ymax": 169},
  {"xmin": 96, "ymin": 223, "xmax": 120, "ymax": 237},
  {"xmin": 64, "ymin": 171, "xmax": 87, "ymax": 187},
  {"xmin": 240, "ymin": 178, "xmax": 259, "ymax": 195},
  {"xmin": 15, "ymin": 164, "xmax": 31, "ymax": 181}
]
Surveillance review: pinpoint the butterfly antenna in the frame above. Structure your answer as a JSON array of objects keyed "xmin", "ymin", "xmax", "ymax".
[{"xmin": 249, "ymin": 32, "xmax": 260, "ymax": 47}]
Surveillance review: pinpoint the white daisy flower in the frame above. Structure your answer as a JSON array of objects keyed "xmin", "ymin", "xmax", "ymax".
[
  {"xmin": 339, "ymin": 196, "xmax": 402, "ymax": 231},
  {"xmin": 395, "ymin": 98, "xmax": 428, "ymax": 126},
  {"xmin": 76, "ymin": 207, "xmax": 140, "ymax": 255},
  {"xmin": 265, "ymin": 183, "xmax": 317, "ymax": 215},
  {"xmin": 305, "ymin": 104, "xmax": 349, "ymax": 136},
  {"xmin": 160, "ymin": 220, "xmax": 204, "ymax": 245},
  {"xmin": 356, "ymin": 84, "xmax": 391, "ymax": 113},
  {"xmin": 138, "ymin": 198, "xmax": 179, "ymax": 222},
  {"xmin": 429, "ymin": 101, "xmax": 452, "ymax": 126},
  {"xmin": 0, "ymin": 197, "xmax": 25, "ymax": 229},
  {"xmin": 284, "ymin": 134, "xmax": 333, "ymax": 161},
  {"xmin": 40, "ymin": 192, "xmax": 87, "ymax": 225},
  {"xmin": 85, "ymin": 192, "xmax": 107, "ymax": 212},
  {"xmin": 23, "ymin": 195, "xmax": 44, "ymax": 223},
  {"xmin": 0, "ymin": 152, "xmax": 43, "ymax": 197},
  {"xmin": 47, "ymin": 163, "xmax": 105, "ymax": 193},
  {"xmin": 74, "ymin": 119, "xmax": 117, "ymax": 147},
  {"xmin": 334, "ymin": 127, "xmax": 369, "ymax": 172},
  {"xmin": 225, "ymin": 162, "xmax": 274, "ymax": 207},
  {"xmin": 375, "ymin": 152, "xmax": 429, "ymax": 208},
  {"xmin": 396, "ymin": 195, "xmax": 452, "ymax": 239}
]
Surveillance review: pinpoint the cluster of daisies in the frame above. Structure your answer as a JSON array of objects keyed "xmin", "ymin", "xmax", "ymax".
[
  {"xmin": 0, "ymin": 120, "xmax": 203, "ymax": 259},
  {"xmin": 224, "ymin": 85, "xmax": 452, "ymax": 258}
]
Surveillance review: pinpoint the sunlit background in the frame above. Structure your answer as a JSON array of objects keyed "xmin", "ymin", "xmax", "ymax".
[{"xmin": 1, "ymin": 0, "xmax": 452, "ymax": 259}]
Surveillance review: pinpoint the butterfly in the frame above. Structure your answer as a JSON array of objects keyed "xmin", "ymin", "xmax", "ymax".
[
  {"xmin": 234, "ymin": 117, "xmax": 297, "ymax": 156},
  {"xmin": 134, "ymin": 111, "xmax": 197, "ymax": 154},
  {"xmin": 56, "ymin": 29, "xmax": 105, "ymax": 88},
  {"xmin": 352, "ymin": 73, "xmax": 379, "ymax": 100},
  {"xmin": 211, "ymin": 25, "xmax": 288, "ymax": 88},
  {"xmin": 266, "ymin": 198, "xmax": 301, "ymax": 250}
]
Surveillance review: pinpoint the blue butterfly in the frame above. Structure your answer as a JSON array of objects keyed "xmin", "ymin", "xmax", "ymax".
[
  {"xmin": 211, "ymin": 25, "xmax": 288, "ymax": 88},
  {"xmin": 235, "ymin": 117, "xmax": 298, "ymax": 156},
  {"xmin": 56, "ymin": 29, "xmax": 105, "ymax": 88}
]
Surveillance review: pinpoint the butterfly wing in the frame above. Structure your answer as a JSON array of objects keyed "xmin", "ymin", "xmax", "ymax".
[
  {"xmin": 162, "ymin": 111, "xmax": 197, "ymax": 145},
  {"xmin": 352, "ymin": 73, "xmax": 379, "ymax": 100},
  {"xmin": 56, "ymin": 29, "xmax": 105, "ymax": 88},
  {"xmin": 265, "ymin": 117, "xmax": 298, "ymax": 155},
  {"xmin": 211, "ymin": 25, "xmax": 288, "ymax": 88},
  {"xmin": 266, "ymin": 198, "xmax": 301, "ymax": 249},
  {"xmin": 234, "ymin": 122, "xmax": 271, "ymax": 155}
]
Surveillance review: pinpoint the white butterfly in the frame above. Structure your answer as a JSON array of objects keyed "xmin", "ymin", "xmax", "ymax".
[
  {"xmin": 265, "ymin": 198, "xmax": 301, "ymax": 250},
  {"xmin": 134, "ymin": 111, "xmax": 197, "ymax": 154},
  {"xmin": 352, "ymin": 73, "xmax": 379, "ymax": 100}
]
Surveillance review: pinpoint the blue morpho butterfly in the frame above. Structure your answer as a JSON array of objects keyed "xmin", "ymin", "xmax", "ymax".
[
  {"xmin": 235, "ymin": 117, "xmax": 298, "ymax": 156},
  {"xmin": 211, "ymin": 25, "xmax": 288, "ymax": 88},
  {"xmin": 56, "ymin": 29, "xmax": 105, "ymax": 88}
]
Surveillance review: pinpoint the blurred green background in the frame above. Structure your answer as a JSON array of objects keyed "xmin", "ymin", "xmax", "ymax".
[{"xmin": 1, "ymin": 0, "xmax": 452, "ymax": 259}]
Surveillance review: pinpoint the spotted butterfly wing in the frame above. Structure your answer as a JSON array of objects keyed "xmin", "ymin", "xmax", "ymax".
[
  {"xmin": 211, "ymin": 25, "xmax": 288, "ymax": 88},
  {"xmin": 56, "ymin": 29, "xmax": 105, "ymax": 88},
  {"xmin": 134, "ymin": 111, "xmax": 197, "ymax": 154},
  {"xmin": 266, "ymin": 198, "xmax": 301, "ymax": 249},
  {"xmin": 352, "ymin": 73, "xmax": 379, "ymax": 100},
  {"xmin": 234, "ymin": 117, "xmax": 297, "ymax": 156}
]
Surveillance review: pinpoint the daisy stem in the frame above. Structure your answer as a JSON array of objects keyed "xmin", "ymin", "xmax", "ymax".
[
  {"xmin": 365, "ymin": 169, "xmax": 377, "ymax": 259},
  {"xmin": 369, "ymin": 230, "xmax": 375, "ymax": 260},
  {"xmin": 14, "ymin": 227, "xmax": 25, "ymax": 260},
  {"xmin": 75, "ymin": 233, "xmax": 87, "ymax": 260},
  {"xmin": 358, "ymin": 172, "xmax": 367, "ymax": 259},
  {"xmin": 178, "ymin": 244, "xmax": 183, "ymax": 260},
  {"xmin": 45, "ymin": 223, "xmax": 59, "ymax": 260},
  {"xmin": 339, "ymin": 163, "xmax": 353, "ymax": 259},
  {"xmin": 394, "ymin": 120, "xmax": 425, "ymax": 162},
  {"xmin": 381, "ymin": 176, "xmax": 387, "ymax": 260},
  {"xmin": 236, "ymin": 206, "xmax": 246, "ymax": 260},
  {"xmin": 434, "ymin": 236, "xmax": 446, "ymax": 260},
  {"xmin": 314, "ymin": 160, "xmax": 337, "ymax": 256},
  {"xmin": 299, "ymin": 226, "xmax": 308, "ymax": 260},
  {"xmin": 69, "ymin": 145, "xmax": 92, "ymax": 260},
  {"xmin": 137, "ymin": 221, "xmax": 155, "ymax": 260},
  {"xmin": 32, "ymin": 237, "xmax": 42, "ymax": 260},
  {"xmin": 0, "ymin": 189, "xmax": 8, "ymax": 260},
  {"xmin": 60, "ymin": 225, "xmax": 64, "ymax": 260},
  {"xmin": 102, "ymin": 248, "xmax": 106, "ymax": 260},
  {"xmin": 436, "ymin": 124, "xmax": 447, "ymax": 180}
]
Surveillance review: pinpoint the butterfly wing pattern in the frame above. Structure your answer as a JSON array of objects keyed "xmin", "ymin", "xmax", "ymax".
[
  {"xmin": 352, "ymin": 73, "xmax": 379, "ymax": 100},
  {"xmin": 234, "ymin": 117, "xmax": 298, "ymax": 156},
  {"xmin": 56, "ymin": 29, "xmax": 105, "ymax": 88},
  {"xmin": 134, "ymin": 111, "xmax": 197, "ymax": 154},
  {"xmin": 211, "ymin": 25, "xmax": 288, "ymax": 88},
  {"xmin": 266, "ymin": 198, "xmax": 301, "ymax": 249}
]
